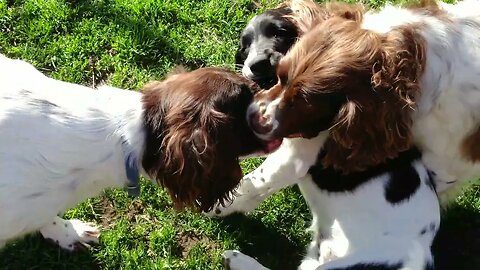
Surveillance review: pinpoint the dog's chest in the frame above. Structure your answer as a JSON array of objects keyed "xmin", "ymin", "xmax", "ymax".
[{"xmin": 302, "ymin": 159, "xmax": 439, "ymax": 255}]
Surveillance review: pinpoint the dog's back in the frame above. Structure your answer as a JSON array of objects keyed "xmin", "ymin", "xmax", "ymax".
[{"xmin": 0, "ymin": 56, "xmax": 143, "ymax": 244}]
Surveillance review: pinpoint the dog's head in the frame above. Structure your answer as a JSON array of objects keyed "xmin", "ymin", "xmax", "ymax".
[
  {"xmin": 141, "ymin": 67, "xmax": 282, "ymax": 212},
  {"xmin": 247, "ymin": 14, "xmax": 425, "ymax": 173},
  {"xmin": 236, "ymin": 0, "xmax": 364, "ymax": 89},
  {"xmin": 236, "ymin": 7, "xmax": 298, "ymax": 89}
]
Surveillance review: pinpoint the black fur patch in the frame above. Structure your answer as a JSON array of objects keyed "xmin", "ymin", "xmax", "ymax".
[
  {"xmin": 309, "ymin": 149, "xmax": 422, "ymax": 196},
  {"xmin": 384, "ymin": 163, "xmax": 421, "ymax": 204}
]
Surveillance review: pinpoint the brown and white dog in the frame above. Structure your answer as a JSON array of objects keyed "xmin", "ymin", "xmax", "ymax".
[
  {"xmin": 0, "ymin": 55, "xmax": 281, "ymax": 251},
  {"xmin": 245, "ymin": 0, "xmax": 480, "ymax": 196},
  {"xmin": 216, "ymin": 0, "xmax": 480, "ymax": 269}
]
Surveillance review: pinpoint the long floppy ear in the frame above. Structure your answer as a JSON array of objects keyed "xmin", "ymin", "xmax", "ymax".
[
  {"xmin": 142, "ymin": 79, "xmax": 244, "ymax": 212},
  {"xmin": 283, "ymin": 0, "xmax": 364, "ymax": 34},
  {"xmin": 160, "ymin": 107, "xmax": 241, "ymax": 211},
  {"xmin": 186, "ymin": 121, "xmax": 244, "ymax": 211},
  {"xmin": 322, "ymin": 26, "xmax": 425, "ymax": 172}
]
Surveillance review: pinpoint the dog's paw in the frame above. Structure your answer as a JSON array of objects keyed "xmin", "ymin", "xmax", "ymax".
[
  {"xmin": 40, "ymin": 217, "xmax": 100, "ymax": 251},
  {"xmin": 205, "ymin": 177, "xmax": 267, "ymax": 217},
  {"xmin": 222, "ymin": 250, "xmax": 267, "ymax": 270}
]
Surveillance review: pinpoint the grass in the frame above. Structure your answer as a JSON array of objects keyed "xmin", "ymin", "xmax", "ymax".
[{"xmin": 0, "ymin": 0, "xmax": 478, "ymax": 269}]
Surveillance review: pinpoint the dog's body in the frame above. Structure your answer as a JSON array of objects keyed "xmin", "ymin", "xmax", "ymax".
[
  {"xmin": 0, "ymin": 55, "xmax": 144, "ymax": 249},
  {"xmin": 0, "ymin": 55, "xmax": 279, "ymax": 250},
  {"xmin": 216, "ymin": 0, "xmax": 480, "ymax": 269},
  {"xmin": 244, "ymin": 1, "xmax": 480, "ymax": 196},
  {"xmin": 224, "ymin": 147, "xmax": 440, "ymax": 270},
  {"xmin": 363, "ymin": 0, "xmax": 480, "ymax": 199}
]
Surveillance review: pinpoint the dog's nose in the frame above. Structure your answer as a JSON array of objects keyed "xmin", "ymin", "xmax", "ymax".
[
  {"xmin": 250, "ymin": 58, "xmax": 272, "ymax": 76},
  {"xmin": 249, "ymin": 111, "xmax": 273, "ymax": 135}
]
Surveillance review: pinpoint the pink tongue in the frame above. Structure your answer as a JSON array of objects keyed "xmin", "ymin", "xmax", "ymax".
[{"xmin": 266, "ymin": 139, "xmax": 282, "ymax": 152}]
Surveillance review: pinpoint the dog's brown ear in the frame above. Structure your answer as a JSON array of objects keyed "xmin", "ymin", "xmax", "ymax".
[
  {"xmin": 158, "ymin": 107, "xmax": 245, "ymax": 212},
  {"xmin": 141, "ymin": 70, "xmax": 248, "ymax": 212},
  {"xmin": 322, "ymin": 26, "xmax": 425, "ymax": 172},
  {"xmin": 186, "ymin": 124, "xmax": 244, "ymax": 211},
  {"xmin": 284, "ymin": 0, "xmax": 364, "ymax": 34}
]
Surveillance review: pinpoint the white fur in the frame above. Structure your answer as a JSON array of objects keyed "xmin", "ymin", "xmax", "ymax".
[
  {"xmin": 0, "ymin": 55, "xmax": 145, "ymax": 249},
  {"xmin": 213, "ymin": 0, "xmax": 480, "ymax": 213},
  {"xmin": 241, "ymin": 20, "xmax": 258, "ymax": 78},
  {"xmin": 217, "ymin": 0, "xmax": 480, "ymax": 268},
  {"xmin": 223, "ymin": 157, "xmax": 440, "ymax": 269},
  {"xmin": 208, "ymin": 134, "xmax": 326, "ymax": 216},
  {"xmin": 361, "ymin": 1, "xmax": 480, "ymax": 199}
]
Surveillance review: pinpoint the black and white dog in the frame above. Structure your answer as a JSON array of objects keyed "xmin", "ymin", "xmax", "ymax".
[
  {"xmin": 235, "ymin": 0, "xmax": 363, "ymax": 89},
  {"xmin": 219, "ymin": 135, "xmax": 440, "ymax": 269}
]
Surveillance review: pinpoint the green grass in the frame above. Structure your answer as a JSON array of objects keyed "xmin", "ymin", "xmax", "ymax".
[{"xmin": 0, "ymin": 0, "xmax": 478, "ymax": 269}]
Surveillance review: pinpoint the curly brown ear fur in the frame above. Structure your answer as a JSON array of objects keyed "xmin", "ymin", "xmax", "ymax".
[
  {"xmin": 159, "ymin": 105, "xmax": 242, "ymax": 211},
  {"xmin": 141, "ymin": 68, "xmax": 255, "ymax": 212},
  {"xmin": 280, "ymin": 0, "xmax": 365, "ymax": 34},
  {"xmin": 321, "ymin": 23, "xmax": 425, "ymax": 172}
]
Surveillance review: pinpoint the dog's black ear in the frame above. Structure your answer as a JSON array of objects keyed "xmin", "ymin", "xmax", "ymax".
[{"xmin": 235, "ymin": 47, "xmax": 247, "ymax": 70}]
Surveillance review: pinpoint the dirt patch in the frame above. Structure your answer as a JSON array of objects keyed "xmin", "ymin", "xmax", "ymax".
[
  {"xmin": 100, "ymin": 199, "xmax": 117, "ymax": 228},
  {"xmin": 177, "ymin": 232, "xmax": 220, "ymax": 258},
  {"xmin": 127, "ymin": 200, "xmax": 146, "ymax": 222}
]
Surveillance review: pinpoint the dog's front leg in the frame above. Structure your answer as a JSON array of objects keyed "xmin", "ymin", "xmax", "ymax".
[
  {"xmin": 207, "ymin": 134, "xmax": 326, "ymax": 216},
  {"xmin": 40, "ymin": 216, "xmax": 100, "ymax": 251}
]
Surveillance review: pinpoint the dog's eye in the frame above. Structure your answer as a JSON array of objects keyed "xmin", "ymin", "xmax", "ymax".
[
  {"xmin": 273, "ymin": 28, "xmax": 288, "ymax": 38},
  {"xmin": 241, "ymin": 34, "xmax": 252, "ymax": 47}
]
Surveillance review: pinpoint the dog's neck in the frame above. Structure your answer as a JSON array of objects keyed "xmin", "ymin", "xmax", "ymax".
[{"xmin": 96, "ymin": 86, "xmax": 147, "ymax": 195}]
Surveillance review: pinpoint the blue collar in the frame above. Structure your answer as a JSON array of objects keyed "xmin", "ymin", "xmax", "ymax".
[{"xmin": 125, "ymin": 153, "xmax": 140, "ymax": 197}]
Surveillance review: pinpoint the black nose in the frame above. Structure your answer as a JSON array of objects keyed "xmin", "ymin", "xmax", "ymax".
[
  {"xmin": 250, "ymin": 58, "xmax": 272, "ymax": 76},
  {"xmin": 249, "ymin": 111, "xmax": 273, "ymax": 135}
]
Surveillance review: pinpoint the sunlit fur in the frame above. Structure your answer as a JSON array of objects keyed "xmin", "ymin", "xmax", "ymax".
[
  {"xmin": 0, "ymin": 56, "xmax": 274, "ymax": 250},
  {"xmin": 246, "ymin": 0, "xmax": 480, "ymax": 198}
]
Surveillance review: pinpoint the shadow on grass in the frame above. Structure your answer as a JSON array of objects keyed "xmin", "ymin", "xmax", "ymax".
[
  {"xmin": 214, "ymin": 186, "xmax": 309, "ymax": 270},
  {"xmin": 433, "ymin": 203, "xmax": 480, "ymax": 270},
  {"xmin": 0, "ymin": 233, "xmax": 100, "ymax": 270},
  {"xmin": 215, "ymin": 185, "xmax": 480, "ymax": 270},
  {"xmin": 218, "ymin": 214, "xmax": 306, "ymax": 270}
]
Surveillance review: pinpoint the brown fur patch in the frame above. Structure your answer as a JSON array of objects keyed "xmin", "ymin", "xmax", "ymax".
[
  {"xmin": 254, "ymin": 14, "xmax": 426, "ymax": 172},
  {"xmin": 462, "ymin": 126, "xmax": 480, "ymax": 162},
  {"xmin": 279, "ymin": 0, "xmax": 365, "ymax": 34},
  {"xmin": 141, "ymin": 68, "xmax": 267, "ymax": 212},
  {"xmin": 407, "ymin": 0, "xmax": 451, "ymax": 22}
]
